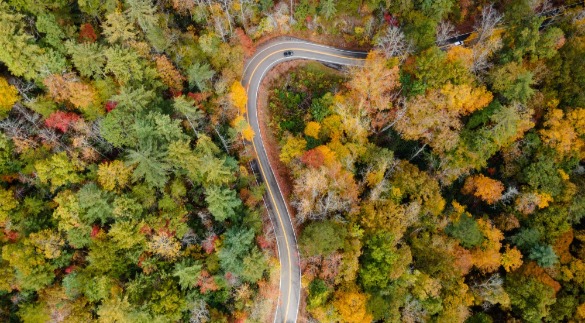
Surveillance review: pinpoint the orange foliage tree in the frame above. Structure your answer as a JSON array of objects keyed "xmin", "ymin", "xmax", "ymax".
[
  {"xmin": 235, "ymin": 28, "xmax": 255, "ymax": 57},
  {"xmin": 471, "ymin": 219, "xmax": 504, "ymax": 273},
  {"xmin": 462, "ymin": 174, "xmax": 504, "ymax": 204},
  {"xmin": 43, "ymin": 73, "xmax": 97, "ymax": 111},
  {"xmin": 300, "ymin": 148, "xmax": 325, "ymax": 168},
  {"xmin": 155, "ymin": 55, "xmax": 185, "ymax": 92}
]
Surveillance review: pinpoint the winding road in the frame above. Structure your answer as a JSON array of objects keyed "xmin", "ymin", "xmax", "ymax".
[
  {"xmin": 239, "ymin": 5, "xmax": 585, "ymax": 319},
  {"xmin": 241, "ymin": 38, "xmax": 367, "ymax": 323}
]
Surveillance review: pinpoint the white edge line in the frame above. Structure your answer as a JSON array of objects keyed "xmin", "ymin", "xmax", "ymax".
[
  {"xmin": 242, "ymin": 39, "xmax": 367, "ymax": 78},
  {"xmin": 250, "ymin": 52, "xmax": 364, "ymax": 323}
]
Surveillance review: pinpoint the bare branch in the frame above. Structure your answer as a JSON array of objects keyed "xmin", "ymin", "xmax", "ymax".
[
  {"xmin": 436, "ymin": 21, "xmax": 455, "ymax": 46},
  {"xmin": 474, "ymin": 5, "xmax": 503, "ymax": 44},
  {"xmin": 374, "ymin": 26, "xmax": 411, "ymax": 61}
]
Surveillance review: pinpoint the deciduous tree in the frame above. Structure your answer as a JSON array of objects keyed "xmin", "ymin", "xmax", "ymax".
[
  {"xmin": 230, "ymin": 81, "xmax": 248, "ymax": 114},
  {"xmin": 506, "ymin": 273, "xmax": 556, "ymax": 322},
  {"xmin": 35, "ymin": 152, "xmax": 84, "ymax": 191},
  {"xmin": 280, "ymin": 135, "xmax": 306, "ymax": 164},
  {"xmin": 300, "ymin": 220, "xmax": 346, "ymax": 257},
  {"xmin": 0, "ymin": 3, "xmax": 43, "ymax": 80},
  {"xmin": 0, "ymin": 77, "xmax": 18, "ymax": 118},
  {"xmin": 332, "ymin": 289, "xmax": 373, "ymax": 323},
  {"xmin": 501, "ymin": 245, "xmax": 523, "ymax": 272},
  {"xmin": 102, "ymin": 12, "xmax": 136, "ymax": 44},
  {"xmin": 97, "ymin": 160, "xmax": 132, "ymax": 192},
  {"xmin": 461, "ymin": 174, "xmax": 505, "ymax": 204},
  {"xmin": 304, "ymin": 121, "xmax": 321, "ymax": 139}
]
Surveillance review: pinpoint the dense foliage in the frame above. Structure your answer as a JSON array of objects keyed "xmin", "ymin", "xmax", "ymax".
[
  {"xmin": 0, "ymin": 0, "xmax": 290, "ymax": 321},
  {"xmin": 1, "ymin": 0, "xmax": 585, "ymax": 322},
  {"xmin": 268, "ymin": 1, "xmax": 585, "ymax": 322}
]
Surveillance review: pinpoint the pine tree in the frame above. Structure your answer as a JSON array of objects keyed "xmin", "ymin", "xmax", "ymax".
[
  {"xmin": 205, "ymin": 185, "xmax": 241, "ymax": 221},
  {"xmin": 102, "ymin": 12, "xmax": 137, "ymax": 44},
  {"xmin": 66, "ymin": 41, "xmax": 105, "ymax": 78},
  {"xmin": 187, "ymin": 62, "xmax": 215, "ymax": 92},
  {"xmin": 320, "ymin": 0, "xmax": 336, "ymax": 20},
  {"xmin": 125, "ymin": 142, "xmax": 170, "ymax": 189}
]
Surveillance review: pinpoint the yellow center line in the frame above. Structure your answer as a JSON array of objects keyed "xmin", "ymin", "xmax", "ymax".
[{"xmin": 243, "ymin": 47, "xmax": 364, "ymax": 322}]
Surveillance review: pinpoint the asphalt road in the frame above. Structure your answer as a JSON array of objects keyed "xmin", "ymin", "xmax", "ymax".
[{"xmin": 241, "ymin": 38, "xmax": 367, "ymax": 323}]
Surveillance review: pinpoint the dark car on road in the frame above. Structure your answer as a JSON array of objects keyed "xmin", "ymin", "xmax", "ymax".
[{"xmin": 283, "ymin": 50, "xmax": 294, "ymax": 57}]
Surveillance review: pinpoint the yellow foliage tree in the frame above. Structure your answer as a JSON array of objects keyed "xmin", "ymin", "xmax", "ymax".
[
  {"xmin": 230, "ymin": 81, "xmax": 248, "ymax": 114},
  {"xmin": 148, "ymin": 231, "xmax": 181, "ymax": 260},
  {"xmin": 0, "ymin": 77, "xmax": 18, "ymax": 118},
  {"xmin": 97, "ymin": 160, "xmax": 132, "ymax": 192},
  {"xmin": 241, "ymin": 126, "xmax": 255, "ymax": 141},
  {"xmin": 321, "ymin": 114, "xmax": 343, "ymax": 141},
  {"xmin": 577, "ymin": 303, "xmax": 585, "ymax": 320},
  {"xmin": 0, "ymin": 188, "xmax": 17, "ymax": 225},
  {"xmin": 539, "ymin": 108, "xmax": 585, "ymax": 159},
  {"xmin": 280, "ymin": 136, "xmax": 306, "ymax": 164},
  {"xmin": 332, "ymin": 289, "xmax": 373, "ymax": 323},
  {"xmin": 501, "ymin": 245, "xmax": 523, "ymax": 272},
  {"xmin": 327, "ymin": 139, "xmax": 351, "ymax": 163},
  {"xmin": 231, "ymin": 115, "xmax": 255, "ymax": 141},
  {"xmin": 440, "ymin": 83, "xmax": 493, "ymax": 115},
  {"xmin": 462, "ymin": 174, "xmax": 504, "ymax": 204},
  {"xmin": 316, "ymin": 145, "xmax": 336, "ymax": 166},
  {"xmin": 447, "ymin": 46, "xmax": 474, "ymax": 70},
  {"xmin": 304, "ymin": 121, "xmax": 321, "ymax": 139},
  {"xmin": 514, "ymin": 191, "xmax": 553, "ymax": 215},
  {"xmin": 29, "ymin": 229, "xmax": 65, "ymax": 259}
]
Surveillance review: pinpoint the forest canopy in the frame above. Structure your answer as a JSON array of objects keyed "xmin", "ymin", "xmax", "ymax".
[{"xmin": 0, "ymin": 0, "xmax": 584, "ymax": 322}]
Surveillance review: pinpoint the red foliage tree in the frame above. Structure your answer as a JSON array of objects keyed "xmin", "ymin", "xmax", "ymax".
[
  {"xmin": 300, "ymin": 148, "xmax": 325, "ymax": 168},
  {"xmin": 187, "ymin": 91, "xmax": 211, "ymax": 103},
  {"xmin": 170, "ymin": 89, "xmax": 183, "ymax": 97},
  {"xmin": 105, "ymin": 101, "xmax": 118, "ymax": 113},
  {"xmin": 202, "ymin": 233, "xmax": 218, "ymax": 254},
  {"xmin": 90, "ymin": 225, "xmax": 101, "ymax": 238},
  {"xmin": 5, "ymin": 230, "xmax": 19, "ymax": 242},
  {"xmin": 256, "ymin": 235, "xmax": 271, "ymax": 250},
  {"xmin": 197, "ymin": 270, "xmax": 219, "ymax": 294},
  {"xmin": 235, "ymin": 28, "xmax": 255, "ymax": 57},
  {"xmin": 78, "ymin": 23, "xmax": 97, "ymax": 43},
  {"xmin": 45, "ymin": 111, "xmax": 80, "ymax": 132}
]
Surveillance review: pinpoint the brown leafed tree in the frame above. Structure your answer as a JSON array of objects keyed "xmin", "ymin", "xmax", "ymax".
[
  {"xmin": 155, "ymin": 55, "xmax": 185, "ymax": 92},
  {"xmin": 347, "ymin": 51, "xmax": 401, "ymax": 131}
]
